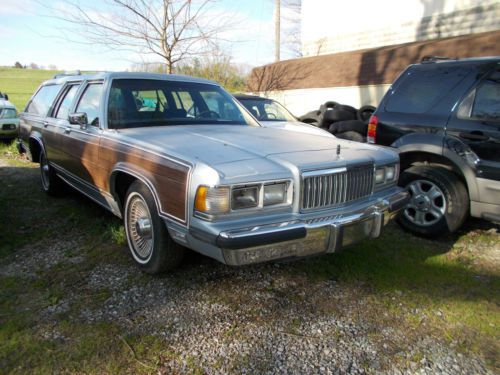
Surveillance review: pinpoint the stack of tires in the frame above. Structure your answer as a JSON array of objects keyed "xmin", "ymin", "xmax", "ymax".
[{"xmin": 299, "ymin": 101, "xmax": 376, "ymax": 143}]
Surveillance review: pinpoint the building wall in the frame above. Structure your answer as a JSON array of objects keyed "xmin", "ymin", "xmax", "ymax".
[{"xmin": 302, "ymin": 0, "xmax": 500, "ymax": 57}]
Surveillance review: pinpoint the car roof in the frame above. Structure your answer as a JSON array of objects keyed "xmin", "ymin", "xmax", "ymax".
[
  {"xmin": 233, "ymin": 94, "xmax": 273, "ymax": 101},
  {"xmin": 41, "ymin": 71, "xmax": 220, "ymax": 87},
  {"xmin": 0, "ymin": 99, "xmax": 16, "ymax": 109}
]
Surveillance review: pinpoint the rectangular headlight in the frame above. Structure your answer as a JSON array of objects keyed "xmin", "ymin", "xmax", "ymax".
[
  {"xmin": 375, "ymin": 168, "xmax": 385, "ymax": 184},
  {"xmin": 232, "ymin": 185, "xmax": 259, "ymax": 210},
  {"xmin": 385, "ymin": 165, "xmax": 396, "ymax": 181},
  {"xmin": 195, "ymin": 186, "xmax": 230, "ymax": 215},
  {"xmin": 263, "ymin": 182, "xmax": 287, "ymax": 206}
]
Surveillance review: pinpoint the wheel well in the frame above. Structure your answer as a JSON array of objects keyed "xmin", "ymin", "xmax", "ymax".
[
  {"xmin": 29, "ymin": 138, "xmax": 41, "ymax": 163},
  {"xmin": 399, "ymin": 151, "xmax": 467, "ymax": 185},
  {"xmin": 112, "ymin": 172, "xmax": 138, "ymax": 212}
]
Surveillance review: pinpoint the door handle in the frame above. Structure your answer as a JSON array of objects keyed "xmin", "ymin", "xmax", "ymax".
[
  {"xmin": 64, "ymin": 126, "xmax": 71, "ymax": 134},
  {"xmin": 43, "ymin": 121, "xmax": 49, "ymax": 128},
  {"xmin": 459, "ymin": 131, "xmax": 489, "ymax": 141}
]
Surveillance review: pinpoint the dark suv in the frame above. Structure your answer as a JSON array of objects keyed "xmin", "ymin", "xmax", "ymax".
[{"xmin": 368, "ymin": 57, "xmax": 500, "ymax": 236}]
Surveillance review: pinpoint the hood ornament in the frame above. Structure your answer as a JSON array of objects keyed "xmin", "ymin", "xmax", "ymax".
[{"xmin": 336, "ymin": 144, "xmax": 341, "ymax": 157}]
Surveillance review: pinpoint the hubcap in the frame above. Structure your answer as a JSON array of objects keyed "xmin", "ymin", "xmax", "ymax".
[
  {"xmin": 41, "ymin": 154, "xmax": 50, "ymax": 189},
  {"xmin": 127, "ymin": 194, "xmax": 154, "ymax": 262},
  {"xmin": 404, "ymin": 179, "xmax": 446, "ymax": 227}
]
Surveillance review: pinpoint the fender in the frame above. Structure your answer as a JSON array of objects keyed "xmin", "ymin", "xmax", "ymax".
[
  {"xmin": 27, "ymin": 131, "xmax": 45, "ymax": 162},
  {"xmin": 109, "ymin": 162, "xmax": 188, "ymax": 225},
  {"xmin": 392, "ymin": 133, "xmax": 479, "ymax": 201}
]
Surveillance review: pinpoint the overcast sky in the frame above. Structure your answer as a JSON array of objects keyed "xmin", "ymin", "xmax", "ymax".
[{"xmin": 0, "ymin": 0, "xmax": 298, "ymax": 71}]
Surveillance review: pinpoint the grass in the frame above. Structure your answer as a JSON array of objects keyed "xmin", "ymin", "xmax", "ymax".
[
  {"xmin": 0, "ymin": 67, "xmax": 62, "ymax": 111},
  {"xmin": 0, "ymin": 147, "xmax": 498, "ymax": 372}
]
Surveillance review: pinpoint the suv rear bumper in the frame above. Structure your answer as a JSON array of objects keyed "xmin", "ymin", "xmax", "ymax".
[{"xmin": 184, "ymin": 189, "xmax": 409, "ymax": 266}]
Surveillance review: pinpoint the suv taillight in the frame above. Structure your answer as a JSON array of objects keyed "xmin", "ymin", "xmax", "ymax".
[{"xmin": 367, "ymin": 115, "xmax": 377, "ymax": 143}]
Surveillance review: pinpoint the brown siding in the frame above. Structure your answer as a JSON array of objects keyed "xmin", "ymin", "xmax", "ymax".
[
  {"xmin": 99, "ymin": 138, "xmax": 190, "ymax": 222},
  {"xmin": 247, "ymin": 30, "xmax": 500, "ymax": 92}
]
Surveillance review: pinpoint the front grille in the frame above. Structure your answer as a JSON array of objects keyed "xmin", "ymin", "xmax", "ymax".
[
  {"xmin": 2, "ymin": 124, "xmax": 16, "ymax": 130},
  {"xmin": 301, "ymin": 164, "xmax": 374, "ymax": 211}
]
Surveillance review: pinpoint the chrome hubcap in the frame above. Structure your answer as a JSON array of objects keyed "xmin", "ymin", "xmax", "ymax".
[
  {"xmin": 127, "ymin": 194, "xmax": 154, "ymax": 261},
  {"xmin": 404, "ymin": 180, "xmax": 446, "ymax": 226},
  {"xmin": 41, "ymin": 155, "xmax": 50, "ymax": 188}
]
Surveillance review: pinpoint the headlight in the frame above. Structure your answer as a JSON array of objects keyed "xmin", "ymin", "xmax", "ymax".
[
  {"xmin": 232, "ymin": 185, "xmax": 259, "ymax": 210},
  {"xmin": 195, "ymin": 186, "xmax": 230, "ymax": 214},
  {"xmin": 263, "ymin": 182, "xmax": 287, "ymax": 206},
  {"xmin": 375, "ymin": 164, "xmax": 398, "ymax": 185}
]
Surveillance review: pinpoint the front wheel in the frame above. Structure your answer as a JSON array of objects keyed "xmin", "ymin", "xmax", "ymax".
[
  {"xmin": 397, "ymin": 165, "xmax": 469, "ymax": 237},
  {"xmin": 124, "ymin": 181, "xmax": 184, "ymax": 274}
]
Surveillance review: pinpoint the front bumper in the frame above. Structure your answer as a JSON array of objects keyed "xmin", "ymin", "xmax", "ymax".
[{"xmin": 187, "ymin": 189, "xmax": 410, "ymax": 266}]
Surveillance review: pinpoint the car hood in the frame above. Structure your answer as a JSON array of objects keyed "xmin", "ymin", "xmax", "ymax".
[
  {"xmin": 259, "ymin": 120, "xmax": 333, "ymax": 138},
  {"xmin": 114, "ymin": 125, "xmax": 397, "ymax": 180}
]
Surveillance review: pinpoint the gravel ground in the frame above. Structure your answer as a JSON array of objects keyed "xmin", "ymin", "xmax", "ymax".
[{"xmin": 3, "ymin": 235, "xmax": 495, "ymax": 375}]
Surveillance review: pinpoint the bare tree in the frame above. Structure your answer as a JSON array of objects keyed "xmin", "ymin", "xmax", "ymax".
[
  {"xmin": 45, "ymin": 0, "xmax": 232, "ymax": 73},
  {"xmin": 281, "ymin": 0, "xmax": 302, "ymax": 58},
  {"xmin": 247, "ymin": 61, "xmax": 311, "ymax": 94}
]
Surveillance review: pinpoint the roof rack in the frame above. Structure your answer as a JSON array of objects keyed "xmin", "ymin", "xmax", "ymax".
[
  {"xmin": 421, "ymin": 56, "xmax": 457, "ymax": 63},
  {"xmin": 53, "ymin": 70, "xmax": 82, "ymax": 79}
]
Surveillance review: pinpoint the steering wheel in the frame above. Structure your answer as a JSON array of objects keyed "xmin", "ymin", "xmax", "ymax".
[
  {"xmin": 266, "ymin": 112, "xmax": 277, "ymax": 119},
  {"xmin": 198, "ymin": 110, "xmax": 220, "ymax": 119}
]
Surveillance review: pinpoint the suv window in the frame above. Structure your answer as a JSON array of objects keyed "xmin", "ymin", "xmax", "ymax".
[
  {"xmin": 27, "ymin": 84, "xmax": 62, "ymax": 116},
  {"xmin": 385, "ymin": 66, "xmax": 469, "ymax": 114},
  {"xmin": 471, "ymin": 72, "xmax": 500, "ymax": 121},
  {"xmin": 76, "ymin": 83, "xmax": 103, "ymax": 126},
  {"xmin": 55, "ymin": 84, "xmax": 80, "ymax": 120}
]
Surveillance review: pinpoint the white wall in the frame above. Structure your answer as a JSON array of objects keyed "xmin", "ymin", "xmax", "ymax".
[
  {"xmin": 302, "ymin": 0, "xmax": 500, "ymax": 56},
  {"xmin": 259, "ymin": 84, "xmax": 392, "ymax": 117}
]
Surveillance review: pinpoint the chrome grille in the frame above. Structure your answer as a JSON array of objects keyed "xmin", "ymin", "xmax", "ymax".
[{"xmin": 301, "ymin": 164, "xmax": 374, "ymax": 211}]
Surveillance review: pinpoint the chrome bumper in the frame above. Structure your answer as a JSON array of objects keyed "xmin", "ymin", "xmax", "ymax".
[{"xmin": 190, "ymin": 190, "xmax": 410, "ymax": 266}]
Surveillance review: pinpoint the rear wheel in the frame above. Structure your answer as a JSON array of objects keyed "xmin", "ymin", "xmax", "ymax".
[
  {"xmin": 39, "ymin": 149, "xmax": 64, "ymax": 196},
  {"xmin": 124, "ymin": 180, "xmax": 183, "ymax": 274},
  {"xmin": 397, "ymin": 165, "xmax": 469, "ymax": 237}
]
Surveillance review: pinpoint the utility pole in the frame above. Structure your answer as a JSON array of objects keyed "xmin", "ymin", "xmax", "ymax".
[{"xmin": 275, "ymin": 0, "xmax": 280, "ymax": 62}]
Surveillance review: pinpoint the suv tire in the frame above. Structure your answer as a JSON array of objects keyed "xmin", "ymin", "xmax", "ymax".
[
  {"xmin": 398, "ymin": 165, "xmax": 469, "ymax": 237},
  {"xmin": 124, "ymin": 180, "xmax": 184, "ymax": 274},
  {"xmin": 39, "ymin": 149, "xmax": 64, "ymax": 196}
]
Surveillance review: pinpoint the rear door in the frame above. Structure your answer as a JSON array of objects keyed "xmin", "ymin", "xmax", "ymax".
[{"xmin": 447, "ymin": 67, "xmax": 500, "ymax": 183}]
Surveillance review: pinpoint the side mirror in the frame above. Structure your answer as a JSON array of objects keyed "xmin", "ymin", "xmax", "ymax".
[
  {"xmin": 69, "ymin": 112, "xmax": 88, "ymax": 129},
  {"xmin": 5, "ymin": 94, "xmax": 8, "ymax": 100}
]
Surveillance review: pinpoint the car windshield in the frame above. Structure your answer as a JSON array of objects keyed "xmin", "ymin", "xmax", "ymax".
[
  {"xmin": 0, "ymin": 108, "xmax": 17, "ymax": 119},
  {"xmin": 108, "ymin": 79, "xmax": 258, "ymax": 129},
  {"xmin": 239, "ymin": 98, "xmax": 296, "ymax": 122}
]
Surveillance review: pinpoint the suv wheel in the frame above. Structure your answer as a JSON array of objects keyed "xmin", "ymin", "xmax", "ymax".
[
  {"xmin": 124, "ymin": 180, "xmax": 183, "ymax": 274},
  {"xmin": 398, "ymin": 165, "xmax": 469, "ymax": 237},
  {"xmin": 39, "ymin": 149, "xmax": 64, "ymax": 195}
]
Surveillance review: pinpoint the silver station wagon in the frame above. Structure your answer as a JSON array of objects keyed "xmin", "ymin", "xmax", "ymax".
[{"xmin": 18, "ymin": 72, "xmax": 409, "ymax": 274}]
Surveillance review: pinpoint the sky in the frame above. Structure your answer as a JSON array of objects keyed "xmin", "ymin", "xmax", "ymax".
[{"xmin": 0, "ymin": 0, "xmax": 298, "ymax": 71}]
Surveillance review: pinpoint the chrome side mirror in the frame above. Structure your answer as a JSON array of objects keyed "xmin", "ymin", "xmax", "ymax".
[{"xmin": 69, "ymin": 112, "xmax": 88, "ymax": 129}]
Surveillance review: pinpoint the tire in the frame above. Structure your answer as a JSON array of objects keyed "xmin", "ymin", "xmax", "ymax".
[
  {"xmin": 319, "ymin": 101, "xmax": 339, "ymax": 113},
  {"xmin": 322, "ymin": 109, "xmax": 356, "ymax": 127},
  {"xmin": 329, "ymin": 120, "xmax": 367, "ymax": 135},
  {"xmin": 124, "ymin": 180, "xmax": 184, "ymax": 274},
  {"xmin": 397, "ymin": 165, "xmax": 469, "ymax": 237},
  {"xmin": 335, "ymin": 104, "xmax": 357, "ymax": 115},
  {"xmin": 357, "ymin": 105, "xmax": 376, "ymax": 123},
  {"xmin": 334, "ymin": 131, "xmax": 366, "ymax": 143},
  {"xmin": 39, "ymin": 149, "xmax": 64, "ymax": 196}
]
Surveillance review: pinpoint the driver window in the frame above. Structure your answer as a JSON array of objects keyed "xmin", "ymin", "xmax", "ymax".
[{"xmin": 76, "ymin": 83, "xmax": 103, "ymax": 126}]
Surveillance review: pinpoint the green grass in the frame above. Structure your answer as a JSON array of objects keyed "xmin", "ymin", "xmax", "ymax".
[{"xmin": 0, "ymin": 67, "xmax": 61, "ymax": 110}]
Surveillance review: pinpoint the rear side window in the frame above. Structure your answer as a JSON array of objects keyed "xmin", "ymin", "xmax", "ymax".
[
  {"xmin": 471, "ymin": 72, "xmax": 500, "ymax": 121},
  {"xmin": 76, "ymin": 83, "xmax": 103, "ymax": 126},
  {"xmin": 385, "ymin": 66, "xmax": 469, "ymax": 114},
  {"xmin": 55, "ymin": 84, "xmax": 80, "ymax": 120},
  {"xmin": 26, "ymin": 84, "xmax": 62, "ymax": 116}
]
